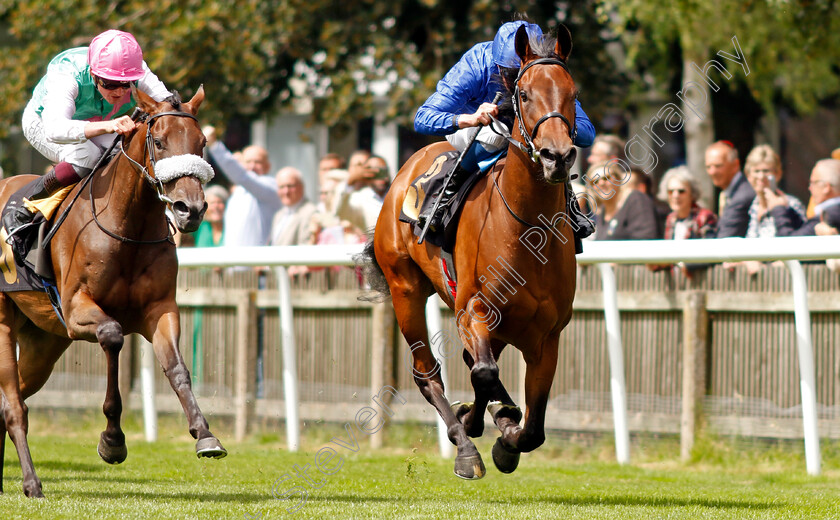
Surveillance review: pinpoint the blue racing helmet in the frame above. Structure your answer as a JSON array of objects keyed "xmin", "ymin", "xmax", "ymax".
[{"xmin": 491, "ymin": 21, "xmax": 543, "ymax": 69}]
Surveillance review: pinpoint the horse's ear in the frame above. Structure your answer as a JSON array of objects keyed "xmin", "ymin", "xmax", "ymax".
[
  {"xmin": 184, "ymin": 85, "xmax": 205, "ymax": 114},
  {"xmin": 514, "ymin": 24, "xmax": 537, "ymax": 65},
  {"xmin": 133, "ymin": 85, "xmax": 158, "ymax": 113},
  {"xmin": 554, "ymin": 24, "xmax": 573, "ymax": 62}
]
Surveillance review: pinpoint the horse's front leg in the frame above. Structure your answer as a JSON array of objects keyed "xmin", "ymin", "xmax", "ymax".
[
  {"xmin": 459, "ymin": 344, "xmax": 523, "ymax": 435},
  {"xmin": 456, "ymin": 300, "xmax": 508, "ymax": 439},
  {"xmin": 144, "ymin": 302, "xmax": 226, "ymax": 458},
  {"xmin": 491, "ymin": 333, "xmax": 560, "ymax": 473},
  {"xmin": 66, "ymin": 292, "xmax": 128, "ymax": 464}
]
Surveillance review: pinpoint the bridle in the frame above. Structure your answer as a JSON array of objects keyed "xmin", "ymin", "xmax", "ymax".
[
  {"xmin": 41, "ymin": 109, "xmax": 203, "ymax": 248},
  {"xmin": 487, "ymin": 57, "xmax": 581, "ymax": 230},
  {"xmin": 120, "ymin": 110, "xmax": 200, "ymax": 205},
  {"xmin": 490, "ymin": 57, "xmax": 577, "ymax": 164},
  {"xmin": 95, "ymin": 110, "xmax": 200, "ymax": 244}
]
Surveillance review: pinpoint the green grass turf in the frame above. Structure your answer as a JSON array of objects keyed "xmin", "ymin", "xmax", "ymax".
[{"xmin": 2, "ymin": 409, "xmax": 840, "ymax": 519}]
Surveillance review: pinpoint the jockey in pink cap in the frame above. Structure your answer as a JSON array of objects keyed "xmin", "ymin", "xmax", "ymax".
[{"xmin": 4, "ymin": 29, "xmax": 172, "ymax": 253}]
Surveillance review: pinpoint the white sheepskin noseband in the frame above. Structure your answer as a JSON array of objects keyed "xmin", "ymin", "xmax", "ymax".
[{"xmin": 154, "ymin": 154, "xmax": 215, "ymax": 184}]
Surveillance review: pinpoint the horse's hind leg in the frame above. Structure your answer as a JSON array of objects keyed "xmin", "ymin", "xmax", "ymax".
[
  {"xmin": 391, "ymin": 280, "xmax": 485, "ymax": 479},
  {"xmin": 145, "ymin": 305, "xmax": 226, "ymax": 458},
  {"xmin": 0, "ymin": 296, "xmax": 42, "ymax": 497},
  {"xmin": 0, "ymin": 394, "xmax": 4, "ymax": 494}
]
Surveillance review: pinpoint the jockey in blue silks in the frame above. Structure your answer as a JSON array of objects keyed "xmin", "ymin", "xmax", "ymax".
[{"xmin": 414, "ymin": 20, "xmax": 595, "ymax": 232}]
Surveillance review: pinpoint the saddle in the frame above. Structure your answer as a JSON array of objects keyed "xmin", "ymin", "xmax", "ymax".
[
  {"xmin": 399, "ymin": 150, "xmax": 499, "ymax": 249},
  {"xmin": 0, "ymin": 180, "xmax": 75, "ymax": 289},
  {"xmin": 398, "ymin": 149, "xmax": 592, "ymax": 302}
]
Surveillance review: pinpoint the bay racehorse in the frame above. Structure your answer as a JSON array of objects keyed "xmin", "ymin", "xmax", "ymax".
[
  {"xmin": 0, "ymin": 86, "xmax": 226, "ymax": 498},
  {"xmin": 364, "ymin": 25, "xmax": 579, "ymax": 478}
]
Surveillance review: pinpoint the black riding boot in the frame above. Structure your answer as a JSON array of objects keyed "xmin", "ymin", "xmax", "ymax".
[
  {"xmin": 3, "ymin": 167, "xmax": 64, "ymax": 265},
  {"xmin": 567, "ymin": 186, "xmax": 595, "ymax": 254},
  {"xmin": 418, "ymin": 165, "xmax": 472, "ymax": 232},
  {"xmin": 3, "ymin": 169, "xmax": 62, "ymax": 237}
]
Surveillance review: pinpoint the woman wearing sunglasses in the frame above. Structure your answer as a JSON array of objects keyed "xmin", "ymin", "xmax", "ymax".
[
  {"xmin": 4, "ymin": 29, "xmax": 170, "ymax": 240},
  {"xmin": 647, "ymin": 165, "xmax": 718, "ymax": 275},
  {"xmin": 658, "ymin": 165, "xmax": 717, "ymax": 241}
]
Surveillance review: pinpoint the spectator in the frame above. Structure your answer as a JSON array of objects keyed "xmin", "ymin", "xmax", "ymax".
[
  {"xmin": 658, "ymin": 166, "xmax": 718, "ymax": 240},
  {"xmin": 202, "ymin": 126, "xmax": 281, "ymax": 247},
  {"xmin": 591, "ymin": 162, "xmax": 659, "ymax": 240},
  {"xmin": 647, "ymin": 166, "xmax": 717, "ymax": 275},
  {"xmin": 587, "ymin": 134, "xmax": 625, "ymax": 167},
  {"xmin": 628, "ymin": 169, "xmax": 651, "ymax": 195},
  {"xmin": 269, "ymin": 167, "xmax": 318, "ymax": 246},
  {"xmin": 629, "ymin": 168, "xmax": 669, "ymax": 236},
  {"xmin": 347, "ymin": 149, "xmax": 371, "ymax": 184},
  {"xmin": 193, "ymin": 185, "xmax": 229, "ymax": 247},
  {"xmin": 706, "ymin": 140, "xmax": 754, "ymax": 238},
  {"xmin": 744, "ymin": 144, "xmax": 806, "ymax": 238},
  {"xmin": 318, "ymin": 152, "xmax": 346, "ymax": 185},
  {"xmin": 727, "ymin": 145, "xmax": 805, "ymax": 275},
  {"xmin": 318, "ymin": 168, "xmax": 347, "ymax": 217},
  {"xmin": 334, "ymin": 155, "xmax": 389, "ymax": 235},
  {"xmin": 767, "ymin": 158, "xmax": 840, "ymax": 236}
]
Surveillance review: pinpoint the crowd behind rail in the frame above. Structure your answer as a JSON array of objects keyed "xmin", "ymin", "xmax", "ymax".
[{"xmin": 179, "ymin": 128, "xmax": 840, "ymax": 278}]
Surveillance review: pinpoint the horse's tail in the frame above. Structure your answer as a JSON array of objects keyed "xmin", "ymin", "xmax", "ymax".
[{"xmin": 355, "ymin": 234, "xmax": 391, "ymax": 302}]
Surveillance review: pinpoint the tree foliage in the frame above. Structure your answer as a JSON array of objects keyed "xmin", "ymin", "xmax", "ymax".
[
  {"xmin": 0, "ymin": 1, "xmax": 624, "ymax": 139},
  {"xmin": 600, "ymin": 0, "xmax": 840, "ymax": 115}
]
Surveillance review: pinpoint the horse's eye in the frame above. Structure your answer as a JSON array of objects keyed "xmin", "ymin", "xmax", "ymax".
[
  {"xmin": 520, "ymin": 91, "xmax": 528, "ymax": 103},
  {"xmin": 154, "ymin": 138, "xmax": 164, "ymax": 150}
]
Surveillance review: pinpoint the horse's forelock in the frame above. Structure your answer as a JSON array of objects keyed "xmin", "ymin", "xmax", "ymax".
[
  {"xmin": 492, "ymin": 33, "xmax": 576, "ymax": 130},
  {"xmin": 530, "ymin": 34, "xmax": 559, "ymax": 61},
  {"xmin": 162, "ymin": 90, "xmax": 182, "ymax": 110}
]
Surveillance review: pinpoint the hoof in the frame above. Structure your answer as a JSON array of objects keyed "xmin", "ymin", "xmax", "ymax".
[
  {"xmin": 23, "ymin": 481, "xmax": 44, "ymax": 499},
  {"xmin": 196, "ymin": 436, "xmax": 228, "ymax": 459},
  {"xmin": 488, "ymin": 401, "xmax": 522, "ymax": 424},
  {"xmin": 453, "ymin": 451, "xmax": 485, "ymax": 480},
  {"xmin": 98, "ymin": 432, "xmax": 128, "ymax": 464},
  {"xmin": 492, "ymin": 437, "xmax": 520, "ymax": 474},
  {"xmin": 450, "ymin": 401, "xmax": 473, "ymax": 421}
]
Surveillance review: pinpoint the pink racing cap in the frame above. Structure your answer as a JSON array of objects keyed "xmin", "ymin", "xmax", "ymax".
[{"xmin": 87, "ymin": 30, "xmax": 145, "ymax": 81}]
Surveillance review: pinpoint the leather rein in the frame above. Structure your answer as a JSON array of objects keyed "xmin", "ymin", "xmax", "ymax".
[{"xmin": 92, "ymin": 110, "xmax": 200, "ymax": 244}]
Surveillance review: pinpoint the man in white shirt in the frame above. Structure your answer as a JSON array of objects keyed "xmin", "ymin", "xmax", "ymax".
[
  {"xmin": 203, "ymin": 126, "xmax": 281, "ymax": 247},
  {"xmin": 269, "ymin": 167, "xmax": 318, "ymax": 246}
]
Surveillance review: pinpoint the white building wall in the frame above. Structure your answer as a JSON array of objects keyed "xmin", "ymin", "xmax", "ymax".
[{"xmin": 258, "ymin": 114, "xmax": 326, "ymax": 207}]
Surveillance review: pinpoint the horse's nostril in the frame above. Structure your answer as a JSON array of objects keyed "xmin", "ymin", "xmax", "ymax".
[
  {"xmin": 540, "ymin": 149, "xmax": 558, "ymax": 164},
  {"xmin": 173, "ymin": 201, "xmax": 189, "ymax": 215},
  {"xmin": 563, "ymin": 147, "xmax": 577, "ymax": 166}
]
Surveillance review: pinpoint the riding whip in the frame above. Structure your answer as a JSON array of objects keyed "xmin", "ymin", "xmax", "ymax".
[{"xmin": 42, "ymin": 108, "xmax": 143, "ymax": 248}]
